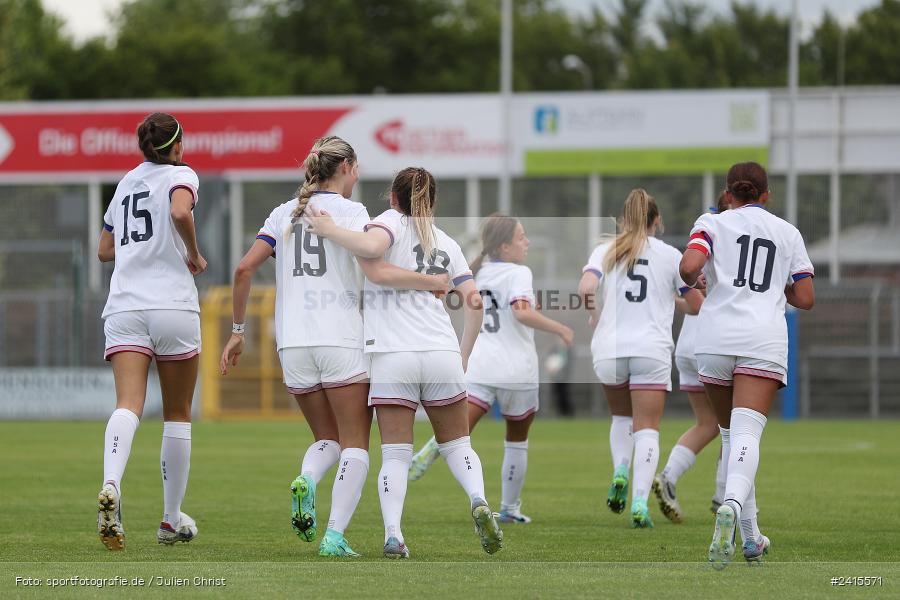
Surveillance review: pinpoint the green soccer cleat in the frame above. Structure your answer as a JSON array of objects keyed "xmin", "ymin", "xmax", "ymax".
[
  {"xmin": 97, "ymin": 483, "xmax": 124, "ymax": 551},
  {"xmin": 708, "ymin": 503, "xmax": 737, "ymax": 570},
  {"xmin": 607, "ymin": 465, "xmax": 629, "ymax": 514},
  {"xmin": 408, "ymin": 438, "xmax": 440, "ymax": 481},
  {"xmin": 290, "ymin": 474, "xmax": 317, "ymax": 542},
  {"xmin": 630, "ymin": 498, "xmax": 654, "ymax": 528},
  {"xmin": 471, "ymin": 497, "xmax": 503, "ymax": 555},
  {"xmin": 318, "ymin": 529, "xmax": 360, "ymax": 558}
]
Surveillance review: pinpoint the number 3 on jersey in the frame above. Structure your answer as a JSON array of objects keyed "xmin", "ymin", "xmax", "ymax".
[
  {"xmin": 480, "ymin": 290, "xmax": 500, "ymax": 333},
  {"xmin": 292, "ymin": 224, "xmax": 327, "ymax": 277}
]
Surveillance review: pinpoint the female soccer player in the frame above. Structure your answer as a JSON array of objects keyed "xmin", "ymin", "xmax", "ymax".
[
  {"xmin": 681, "ymin": 161, "xmax": 814, "ymax": 568},
  {"xmin": 220, "ymin": 137, "xmax": 447, "ymax": 557},
  {"xmin": 578, "ymin": 189, "xmax": 703, "ymax": 529},
  {"xmin": 407, "ymin": 214, "xmax": 574, "ymax": 525},
  {"xmin": 653, "ymin": 193, "xmax": 730, "ymax": 523},
  {"xmin": 305, "ymin": 167, "xmax": 503, "ymax": 558},
  {"xmin": 97, "ymin": 112, "xmax": 206, "ymax": 550}
]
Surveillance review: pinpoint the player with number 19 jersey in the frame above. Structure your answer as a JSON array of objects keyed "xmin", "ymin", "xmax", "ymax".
[
  {"xmin": 688, "ymin": 204, "xmax": 813, "ymax": 370},
  {"xmin": 256, "ymin": 192, "xmax": 370, "ymax": 351}
]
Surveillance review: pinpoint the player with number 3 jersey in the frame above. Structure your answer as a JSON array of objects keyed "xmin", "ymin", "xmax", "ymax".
[{"xmin": 680, "ymin": 161, "xmax": 815, "ymax": 569}]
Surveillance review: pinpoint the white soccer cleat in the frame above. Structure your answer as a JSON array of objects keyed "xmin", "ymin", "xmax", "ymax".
[
  {"xmin": 494, "ymin": 502, "xmax": 532, "ymax": 524},
  {"xmin": 97, "ymin": 483, "xmax": 124, "ymax": 551},
  {"xmin": 158, "ymin": 512, "xmax": 198, "ymax": 545}
]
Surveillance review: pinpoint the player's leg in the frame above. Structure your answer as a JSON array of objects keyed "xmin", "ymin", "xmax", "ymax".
[
  {"xmin": 597, "ymin": 358, "xmax": 633, "ymax": 514},
  {"xmin": 409, "ymin": 384, "xmax": 491, "ymax": 481},
  {"xmin": 317, "ymin": 348, "xmax": 372, "ymax": 557},
  {"xmin": 495, "ymin": 387, "xmax": 538, "ymax": 524},
  {"xmin": 369, "ymin": 351, "xmax": 418, "ymax": 558},
  {"xmin": 629, "ymin": 390, "xmax": 665, "ymax": 529},
  {"xmin": 423, "ymin": 352, "xmax": 502, "ymax": 554},
  {"xmin": 99, "ymin": 345, "xmax": 152, "ymax": 551},
  {"xmin": 655, "ymin": 371, "xmax": 719, "ymax": 523}
]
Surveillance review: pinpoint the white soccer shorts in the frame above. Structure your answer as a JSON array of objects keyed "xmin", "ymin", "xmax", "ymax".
[
  {"xmin": 593, "ymin": 357, "xmax": 672, "ymax": 391},
  {"xmin": 675, "ymin": 355, "xmax": 704, "ymax": 393},
  {"xmin": 104, "ymin": 309, "xmax": 200, "ymax": 361},
  {"xmin": 368, "ymin": 350, "xmax": 467, "ymax": 410},
  {"xmin": 696, "ymin": 354, "xmax": 787, "ymax": 388},
  {"xmin": 278, "ymin": 346, "xmax": 369, "ymax": 395},
  {"xmin": 466, "ymin": 383, "xmax": 539, "ymax": 421}
]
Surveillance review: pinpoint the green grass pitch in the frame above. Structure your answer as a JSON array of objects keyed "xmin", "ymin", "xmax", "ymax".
[{"xmin": 1, "ymin": 418, "xmax": 898, "ymax": 598}]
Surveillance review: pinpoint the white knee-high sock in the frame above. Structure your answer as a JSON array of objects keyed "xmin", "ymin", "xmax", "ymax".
[
  {"xmin": 715, "ymin": 428, "xmax": 728, "ymax": 502},
  {"xmin": 631, "ymin": 428, "xmax": 659, "ymax": 503},
  {"xmin": 661, "ymin": 444, "xmax": 696, "ymax": 484},
  {"xmin": 500, "ymin": 440, "xmax": 528, "ymax": 510},
  {"xmin": 379, "ymin": 443, "xmax": 412, "ymax": 543},
  {"xmin": 724, "ymin": 408, "xmax": 767, "ymax": 519},
  {"xmin": 103, "ymin": 408, "xmax": 140, "ymax": 492},
  {"xmin": 161, "ymin": 421, "xmax": 191, "ymax": 526},
  {"xmin": 438, "ymin": 436, "xmax": 486, "ymax": 505},
  {"xmin": 740, "ymin": 485, "xmax": 762, "ymax": 544},
  {"xmin": 301, "ymin": 439, "xmax": 341, "ymax": 483},
  {"xmin": 609, "ymin": 416, "xmax": 634, "ymax": 470},
  {"xmin": 326, "ymin": 448, "xmax": 369, "ymax": 535}
]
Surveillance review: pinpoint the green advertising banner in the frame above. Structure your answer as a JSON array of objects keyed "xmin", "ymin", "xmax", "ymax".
[{"xmin": 525, "ymin": 146, "xmax": 769, "ymax": 176}]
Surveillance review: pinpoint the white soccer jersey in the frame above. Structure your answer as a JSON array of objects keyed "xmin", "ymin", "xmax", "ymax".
[
  {"xmin": 465, "ymin": 261, "xmax": 539, "ymax": 390},
  {"xmin": 362, "ymin": 209, "xmax": 472, "ymax": 353},
  {"xmin": 584, "ymin": 237, "xmax": 689, "ymax": 364},
  {"xmin": 101, "ymin": 162, "xmax": 200, "ymax": 318},
  {"xmin": 675, "ymin": 314, "xmax": 698, "ymax": 359},
  {"xmin": 256, "ymin": 192, "xmax": 369, "ymax": 350},
  {"xmin": 687, "ymin": 203, "xmax": 814, "ymax": 369}
]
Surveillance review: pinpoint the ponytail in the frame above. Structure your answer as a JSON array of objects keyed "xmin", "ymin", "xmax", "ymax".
[
  {"xmin": 471, "ymin": 213, "xmax": 519, "ymax": 276},
  {"xmin": 136, "ymin": 113, "xmax": 182, "ymax": 166},
  {"xmin": 288, "ymin": 136, "xmax": 356, "ymax": 235},
  {"xmin": 392, "ymin": 167, "xmax": 437, "ymax": 257},
  {"xmin": 602, "ymin": 188, "xmax": 659, "ymax": 274}
]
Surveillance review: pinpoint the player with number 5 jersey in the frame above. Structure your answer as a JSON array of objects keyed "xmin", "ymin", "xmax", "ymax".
[
  {"xmin": 96, "ymin": 112, "xmax": 206, "ymax": 551},
  {"xmin": 579, "ymin": 189, "xmax": 703, "ymax": 529},
  {"xmin": 680, "ymin": 161, "xmax": 815, "ymax": 569}
]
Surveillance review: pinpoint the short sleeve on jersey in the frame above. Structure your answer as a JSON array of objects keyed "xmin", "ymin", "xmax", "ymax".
[
  {"xmin": 509, "ymin": 266, "xmax": 536, "ymax": 305},
  {"xmin": 168, "ymin": 166, "xmax": 200, "ymax": 207},
  {"xmin": 256, "ymin": 205, "xmax": 283, "ymax": 250},
  {"xmin": 789, "ymin": 229, "xmax": 815, "ymax": 283},
  {"xmin": 364, "ymin": 210, "xmax": 402, "ymax": 248},
  {"xmin": 583, "ymin": 244, "xmax": 607, "ymax": 279},
  {"xmin": 447, "ymin": 240, "xmax": 473, "ymax": 288},
  {"xmin": 688, "ymin": 213, "xmax": 715, "ymax": 256}
]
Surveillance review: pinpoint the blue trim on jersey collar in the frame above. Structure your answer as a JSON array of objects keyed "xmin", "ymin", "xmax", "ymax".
[
  {"xmin": 310, "ymin": 191, "xmax": 340, "ymax": 196},
  {"xmin": 737, "ymin": 203, "xmax": 765, "ymax": 209}
]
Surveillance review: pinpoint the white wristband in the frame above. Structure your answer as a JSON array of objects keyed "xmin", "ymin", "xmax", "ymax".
[{"xmin": 232, "ymin": 323, "xmax": 245, "ymax": 335}]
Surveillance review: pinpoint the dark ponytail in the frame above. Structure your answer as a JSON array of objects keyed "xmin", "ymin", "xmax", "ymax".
[
  {"xmin": 137, "ymin": 113, "xmax": 183, "ymax": 165},
  {"xmin": 726, "ymin": 162, "xmax": 768, "ymax": 203}
]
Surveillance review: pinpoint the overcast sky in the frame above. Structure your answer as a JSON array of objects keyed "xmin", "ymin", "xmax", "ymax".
[{"xmin": 43, "ymin": 0, "xmax": 881, "ymax": 42}]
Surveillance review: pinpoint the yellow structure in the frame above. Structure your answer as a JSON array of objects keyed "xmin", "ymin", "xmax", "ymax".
[{"xmin": 200, "ymin": 286, "xmax": 302, "ymax": 420}]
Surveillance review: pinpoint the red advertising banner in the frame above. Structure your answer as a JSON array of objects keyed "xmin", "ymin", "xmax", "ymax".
[{"xmin": 0, "ymin": 107, "xmax": 352, "ymax": 174}]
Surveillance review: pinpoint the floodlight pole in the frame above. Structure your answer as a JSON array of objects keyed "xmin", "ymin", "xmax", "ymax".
[
  {"xmin": 786, "ymin": 0, "xmax": 799, "ymax": 226},
  {"xmin": 499, "ymin": 0, "xmax": 513, "ymax": 214}
]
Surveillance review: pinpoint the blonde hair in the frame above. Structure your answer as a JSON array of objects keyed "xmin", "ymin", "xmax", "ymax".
[
  {"xmin": 602, "ymin": 188, "xmax": 660, "ymax": 274},
  {"xmin": 290, "ymin": 136, "xmax": 356, "ymax": 225},
  {"xmin": 392, "ymin": 167, "xmax": 437, "ymax": 257},
  {"xmin": 470, "ymin": 213, "xmax": 519, "ymax": 275}
]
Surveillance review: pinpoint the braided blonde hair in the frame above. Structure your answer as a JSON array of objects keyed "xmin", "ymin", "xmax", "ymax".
[{"xmin": 290, "ymin": 136, "xmax": 356, "ymax": 225}]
